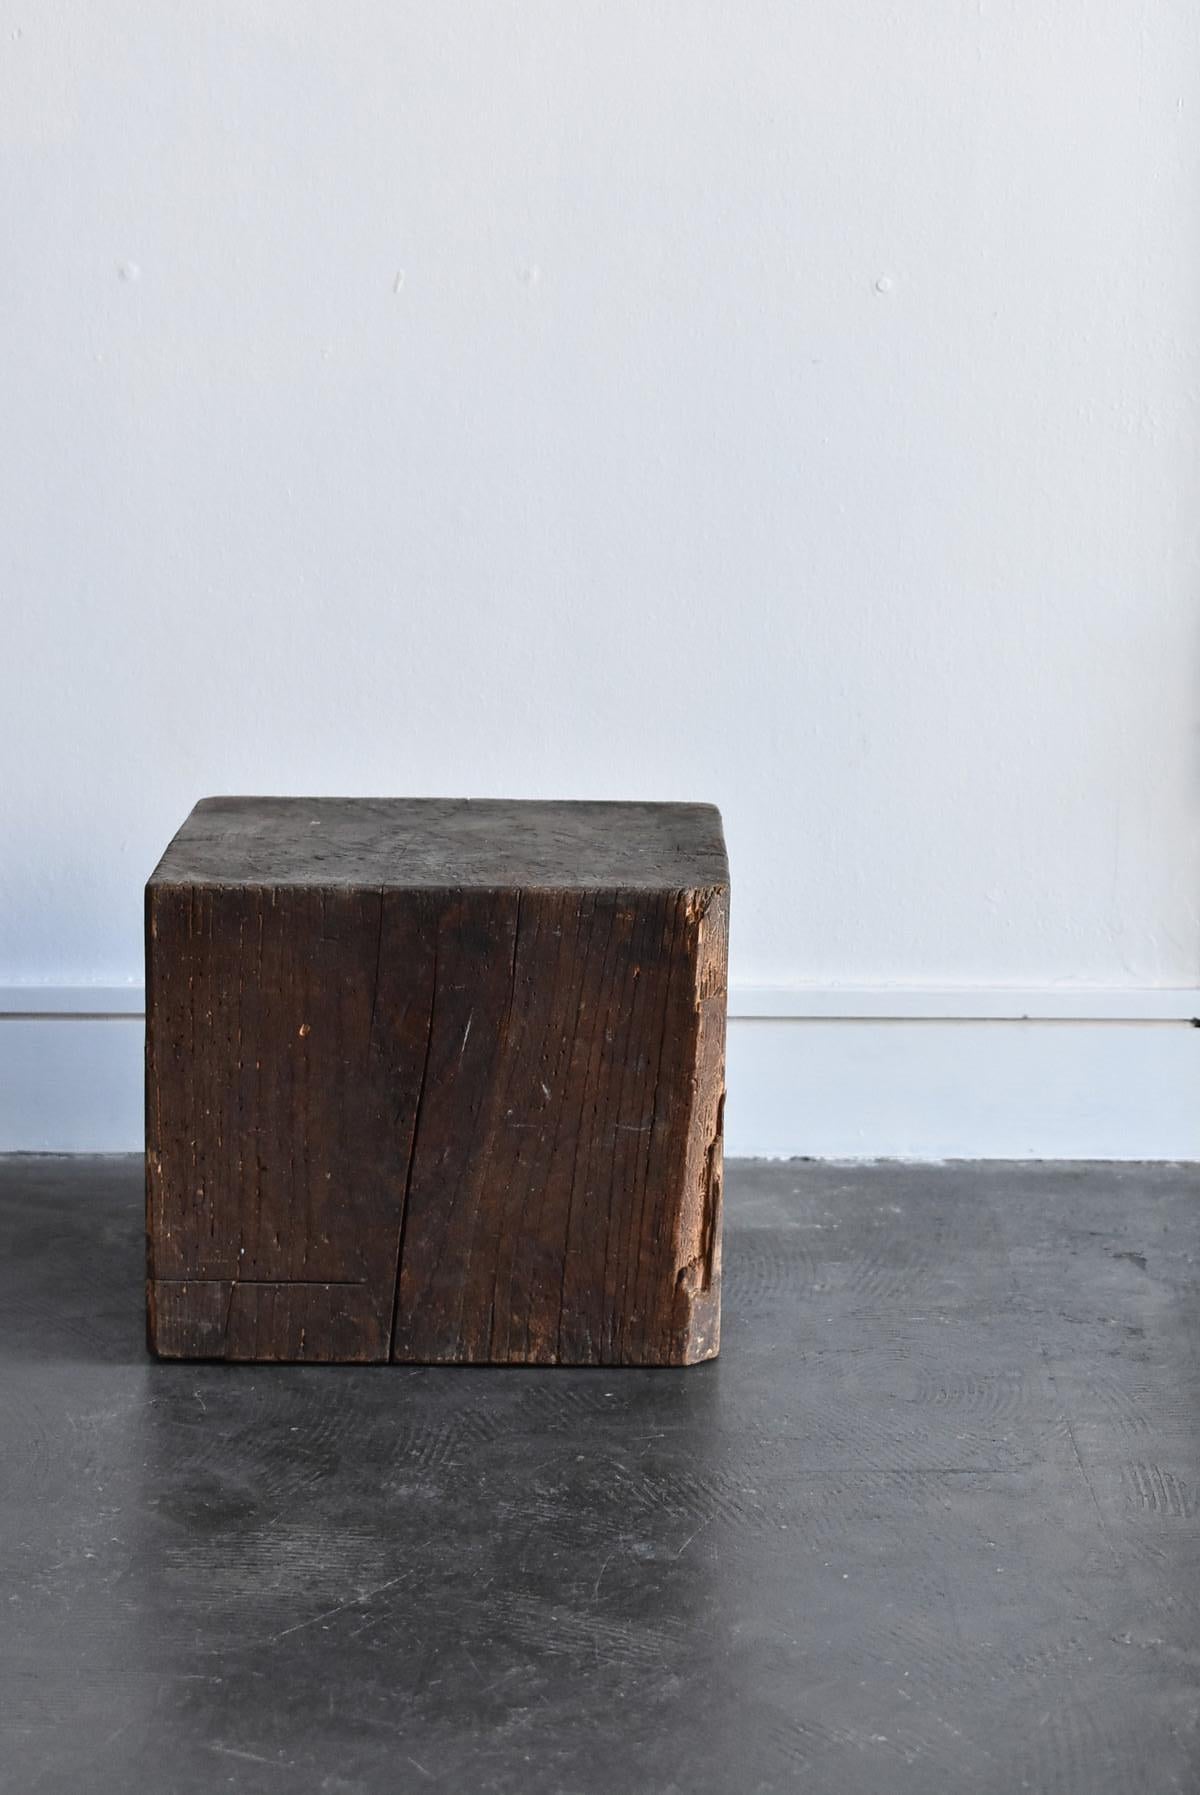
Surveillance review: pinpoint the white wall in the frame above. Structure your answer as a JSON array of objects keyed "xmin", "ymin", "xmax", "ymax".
[{"xmin": 2, "ymin": 3, "xmax": 1199, "ymax": 1154}]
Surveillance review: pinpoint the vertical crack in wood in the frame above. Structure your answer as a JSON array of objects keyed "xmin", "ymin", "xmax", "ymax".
[
  {"xmin": 221, "ymin": 1276, "xmax": 237, "ymax": 1355},
  {"xmin": 388, "ymin": 926, "xmax": 439, "ymax": 1359},
  {"xmin": 698, "ymin": 1091, "xmax": 724, "ymax": 1294},
  {"xmin": 506, "ymin": 890, "xmax": 523, "ymax": 1016}
]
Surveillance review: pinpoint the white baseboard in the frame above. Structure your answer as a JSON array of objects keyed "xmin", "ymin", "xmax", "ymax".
[
  {"xmin": 0, "ymin": 1015, "xmax": 145, "ymax": 1154},
  {"xmin": 0, "ymin": 986, "xmax": 1196, "ymax": 1160},
  {"xmin": 726, "ymin": 1018, "xmax": 1198, "ymax": 1160},
  {"xmin": 728, "ymin": 984, "xmax": 1200, "ymax": 1021}
]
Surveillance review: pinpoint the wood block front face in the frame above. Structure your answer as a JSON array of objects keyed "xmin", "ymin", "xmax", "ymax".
[{"xmin": 146, "ymin": 799, "xmax": 728, "ymax": 1366}]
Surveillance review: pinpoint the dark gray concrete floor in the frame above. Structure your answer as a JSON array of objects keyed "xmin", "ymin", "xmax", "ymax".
[{"xmin": 1, "ymin": 1160, "xmax": 1198, "ymax": 1794}]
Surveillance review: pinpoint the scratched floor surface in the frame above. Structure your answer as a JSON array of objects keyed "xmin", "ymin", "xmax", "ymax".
[{"xmin": 1, "ymin": 1157, "xmax": 1198, "ymax": 1794}]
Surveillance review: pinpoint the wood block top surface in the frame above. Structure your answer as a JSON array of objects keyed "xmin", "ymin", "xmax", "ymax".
[{"xmin": 150, "ymin": 796, "xmax": 728, "ymax": 892}]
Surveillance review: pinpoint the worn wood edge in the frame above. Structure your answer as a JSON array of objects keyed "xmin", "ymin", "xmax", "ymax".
[{"xmin": 665, "ymin": 885, "xmax": 728, "ymax": 1365}]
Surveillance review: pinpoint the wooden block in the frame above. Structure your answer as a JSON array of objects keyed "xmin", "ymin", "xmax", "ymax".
[{"xmin": 146, "ymin": 797, "xmax": 729, "ymax": 1366}]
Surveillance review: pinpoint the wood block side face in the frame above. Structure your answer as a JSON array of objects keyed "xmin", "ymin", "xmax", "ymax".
[
  {"xmin": 146, "ymin": 876, "xmax": 728, "ymax": 1367},
  {"xmin": 146, "ymin": 882, "xmax": 436, "ymax": 1361},
  {"xmin": 390, "ymin": 885, "xmax": 728, "ymax": 1366}
]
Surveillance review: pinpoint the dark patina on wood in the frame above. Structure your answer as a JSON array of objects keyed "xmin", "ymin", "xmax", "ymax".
[{"xmin": 146, "ymin": 797, "xmax": 729, "ymax": 1366}]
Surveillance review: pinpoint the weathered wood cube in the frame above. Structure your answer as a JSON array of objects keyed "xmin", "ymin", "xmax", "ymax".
[{"xmin": 146, "ymin": 797, "xmax": 729, "ymax": 1366}]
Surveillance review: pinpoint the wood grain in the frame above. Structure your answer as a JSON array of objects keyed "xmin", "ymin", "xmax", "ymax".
[{"xmin": 146, "ymin": 798, "xmax": 728, "ymax": 1366}]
